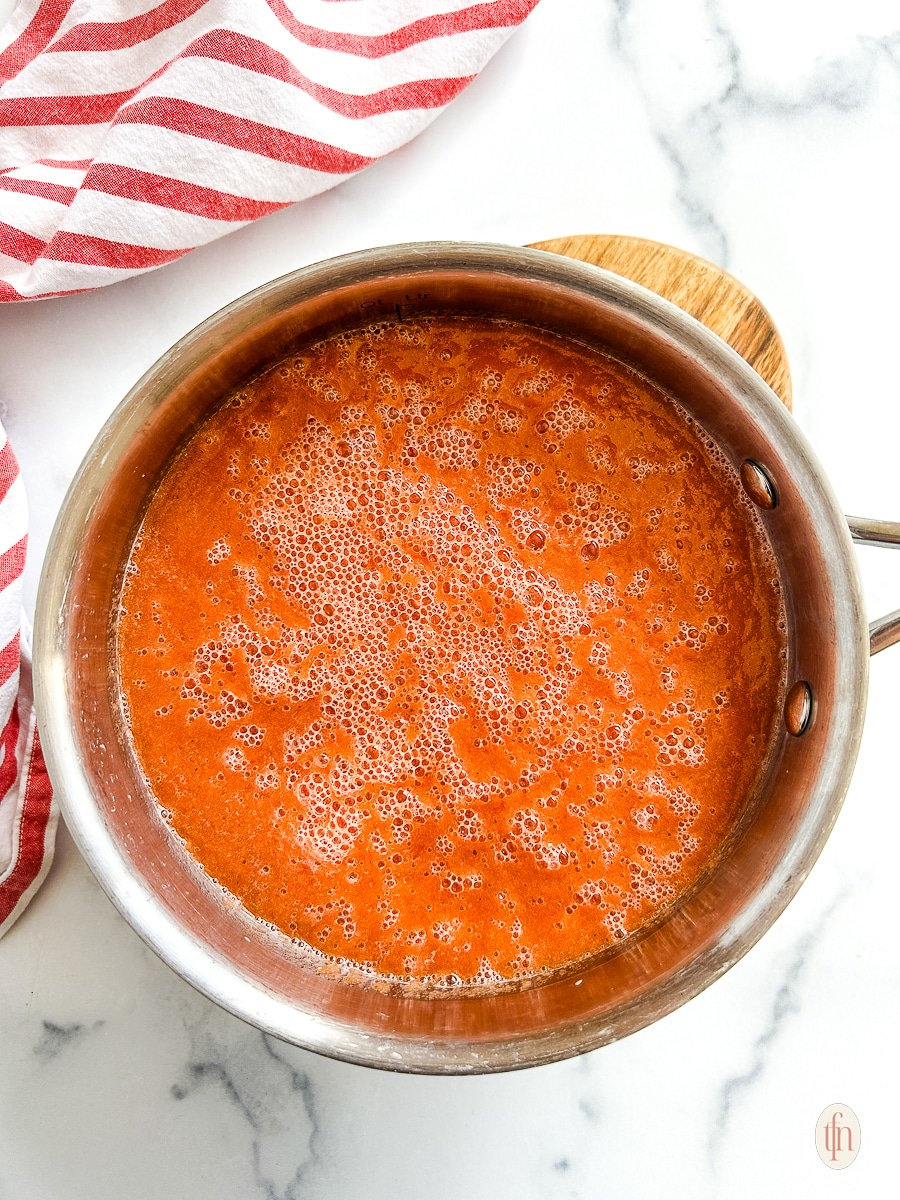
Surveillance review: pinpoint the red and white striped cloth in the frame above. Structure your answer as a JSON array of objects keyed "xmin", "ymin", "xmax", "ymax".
[
  {"xmin": 0, "ymin": 426, "xmax": 55, "ymax": 937},
  {"xmin": 0, "ymin": 0, "xmax": 541, "ymax": 301},
  {"xmin": 0, "ymin": 0, "xmax": 538, "ymax": 933}
]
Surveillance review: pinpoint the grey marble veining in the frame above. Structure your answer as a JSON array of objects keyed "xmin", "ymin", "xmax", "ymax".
[
  {"xmin": 708, "ymin": 889, "xmax": 848, "ymax": 1165},
  {"xmin": 608, "ymin": 0, "xmax": 900, "ymax": 268},
  {"xmin": 32, "ymin": 1019, "xmax": 105, "ymax": 1064},
  {"xmin": 170, "ymin": 1025, "xmax": 318, "ymax": 1200}
]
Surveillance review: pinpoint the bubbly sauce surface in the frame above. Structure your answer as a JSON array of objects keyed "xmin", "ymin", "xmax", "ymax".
[{"xmin": 116, "ymin": 315, "xmax": 786, "ymax": 987}]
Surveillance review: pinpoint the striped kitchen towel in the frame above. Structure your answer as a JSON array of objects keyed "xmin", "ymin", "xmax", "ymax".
[
  {"xmin": 0, "ymin": 425, "xmax": 55, "ymax": 937},
  {"xmin": 0, "ymin": 0, "xmax": 541, "ymax": 301}
]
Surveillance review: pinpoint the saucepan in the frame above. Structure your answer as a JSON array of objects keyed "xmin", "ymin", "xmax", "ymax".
[{"xmin": 32, "ymin": 242, "xmax": 900, "ymax": 1073}]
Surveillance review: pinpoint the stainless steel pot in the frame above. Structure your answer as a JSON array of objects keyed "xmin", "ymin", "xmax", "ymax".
[{"xmin": 33, "ymin": 242, "xmax": 900, "ymax": 1074}]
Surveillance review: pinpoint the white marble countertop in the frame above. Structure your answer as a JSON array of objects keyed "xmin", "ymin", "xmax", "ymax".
[{"xmin": 1, "ymin": 0, "xmax": 898, "ymax": 1195}]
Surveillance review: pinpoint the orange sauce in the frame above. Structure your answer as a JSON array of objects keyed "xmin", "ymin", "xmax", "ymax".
[{"xmin": 116, "ymin": 315, "xmax": 786, "ymax": 986}]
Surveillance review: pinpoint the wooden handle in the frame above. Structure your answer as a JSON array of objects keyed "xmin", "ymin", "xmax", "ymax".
[{"xmin": 528, "ymin": 234, "xmax": 792, "ymax": 411}]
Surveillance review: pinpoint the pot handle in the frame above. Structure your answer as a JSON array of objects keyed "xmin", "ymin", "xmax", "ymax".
[{"xmin": 847, "ymin": 516, "xmax": 900, "ymax": 655}]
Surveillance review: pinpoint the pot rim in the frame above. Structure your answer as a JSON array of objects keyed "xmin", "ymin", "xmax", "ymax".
[{"xmin": 32, "ymin": 240, "xmax": 870, "ymax": 1072}]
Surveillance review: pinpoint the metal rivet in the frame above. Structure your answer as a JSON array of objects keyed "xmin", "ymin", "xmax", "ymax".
[
  {"xmin": 784, "ymin": 680, "xmax": 813, "ymax": 736},
  {"xmin": 740, "ymin": 460, "xmax": 778, "ymax": 510}
]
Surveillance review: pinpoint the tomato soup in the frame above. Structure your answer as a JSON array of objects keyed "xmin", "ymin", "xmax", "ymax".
[{"xmin": 116, "ymin": 315, "xmax": 786, "ymax": 987}]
